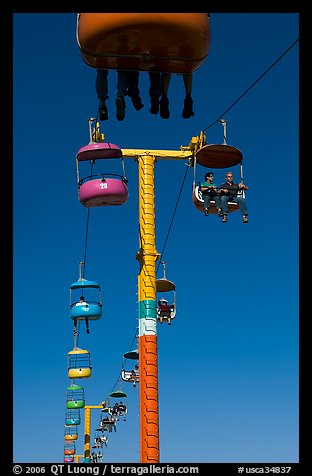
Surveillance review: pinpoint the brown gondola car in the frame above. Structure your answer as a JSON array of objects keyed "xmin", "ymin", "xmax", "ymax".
[
  {"xmin": 77, "ymin": 13, "xmax": 210, "ymax": 73},
  {"xmin": 193, "ymin": 143, "xmax": 244, "ymax": 214},
  {"xmin": 196, "ymin": 144, "xmax": 243, "ymax": 169}
]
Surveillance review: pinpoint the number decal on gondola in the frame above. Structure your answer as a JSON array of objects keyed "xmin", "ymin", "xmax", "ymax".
[{"xmin": 100, "ymin": 182, "xmax": 108, "ymax": 189}]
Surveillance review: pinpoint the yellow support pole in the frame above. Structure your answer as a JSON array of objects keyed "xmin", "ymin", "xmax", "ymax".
[
  {"xmin": 123, "ymin": 145, "xmax": 198, "ymax": 463},
  {"xmin": 136, "ymin": 155, "xmax": 160, "ymax": 463},
  {"xmin": 84, "ymin": 405, "xmax": 103, "ymax": 463},
  {"xmin": 121, "ymin": 148, "xmax": 194, "ymax": 161},
  {"xmin": 84, "ymin": 406, "xmax": 91, "ymax": 463}
]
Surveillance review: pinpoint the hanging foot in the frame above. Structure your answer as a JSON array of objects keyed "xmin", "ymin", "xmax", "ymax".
[
  {"xmin": 159, "ymin": 95, "xmax": 170, "ymax": 119},
  {"xmin": 182, "ymin": 95, "xmax": 194, "ymax": 119},
  {"xmin": 116, "ymin": 96, "xmax": 126, "ymax": 121}
]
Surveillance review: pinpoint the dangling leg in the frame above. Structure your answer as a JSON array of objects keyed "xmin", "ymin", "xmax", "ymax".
[
  {"xmin": 85, "ymin": 318, "xmax": 90, "ymax": 334},
  {"xmin": 127, "ymin": 71, "xmax": 144, "ymax": 111},
  {"xmin": 234, "ymin": 196, "xmax": 249, "ymax": 223},
  {"xmin": 96, "ymin": 69, "xmax": 109, "ymax": 121},
  {"xmin": 220, "ymin": 196, "xmax": 229, "ymax": 222},
  {"xmin": 182, "ymin": 73, "xmax": 194, "ymax": 118},
  {"xmin": 214, "ymin": 194, "xmax": 223, "ymax": 216},
  {"xmin": 116, "ymin": 70, "xmax": 127, "ymax": 121},
  {"xmin": 159, "ymin": 73, "xmax": 171, "ymax": 119},
  {"xmin": 203, "ymin": 193, "xmax": 210, "ymax": 216},
  {"xmin": 73, "ymin": 318, "xmax": 78, "ymax": 347},
  {"xmin": 148, "ymin": 72, "xmax": 161, "ymax": 114}
]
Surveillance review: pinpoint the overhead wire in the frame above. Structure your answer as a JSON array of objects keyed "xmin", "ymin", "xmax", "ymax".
[
  {"xmin": 81, "ymin": 160, "xmax": 96, "ymax": 277},
  {"xmin": 82, "ymin": 208, "xmax": 91, "ymax": 277},
  {"xmin": 202, "ymin": 37, "xmax": 299, "ymax": 133},
  {"xmin": 156, "ymin": 165, "xmax": 190, "ymax": 273}
]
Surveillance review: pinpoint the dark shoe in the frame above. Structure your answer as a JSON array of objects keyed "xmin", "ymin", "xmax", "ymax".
[
  {"xmin": 131, "ymin": 94, "xmax": 144, "ymax": 111},
  {"xmin": 99, "ymin": 102, "xmax": 108, "ymax": 121},
  {"xmin": 204, "ymin": 208, "xmax": 209, "ymax": 216},
  {"xmin": 217, "ymin": 208, "xmax": 223, "ymax": 217},
  {"xmin": 86, "ymin": 328, "xmax": 90, "ymax": 334},
  {"xmin": 222, "ymin": 214, "xmax": 227, "ymax": 223},
  {"xmin": 116, "ymin": 96, "xmax": 126, "ymax": 121},
  {"xmin": 242, "ymin": 215, "xmax": 248, "ymax": 223},
  {"xmin": 182, "ymin": 95, "xmax": 194, "ymax": 119},
  {"xmin": 159, "ymin": 95, "xmax": 170, "ymax": 119},
  {"xmin": 150, "ymin": 96, "xmax": 159, "ymax": 114}
]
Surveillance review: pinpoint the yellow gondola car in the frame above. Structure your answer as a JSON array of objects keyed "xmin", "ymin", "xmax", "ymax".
[{"xmin": 68, "ymin": 348, "xmax": 92, "ymax": 379}]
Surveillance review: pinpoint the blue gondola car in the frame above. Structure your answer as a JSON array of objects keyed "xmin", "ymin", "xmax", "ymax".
[{"xmin": 70, "ymin": 277, "xmax": 102, "ymax": 321}]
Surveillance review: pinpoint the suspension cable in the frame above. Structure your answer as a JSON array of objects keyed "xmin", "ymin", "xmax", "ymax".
[
  {"xmin": 81, "ymin": 160, "xmax": 95, "ymax": 277},
  {"xmin": 202, "ymin": 37, "xmax": 299, "ymax": 133},
  {"xmin": 82, "ymin": 208, "xmax": 91, "ymax": 278},
  {"xmin": 156, "ymin": 165, "xmax": 189, "ymax": 272}
]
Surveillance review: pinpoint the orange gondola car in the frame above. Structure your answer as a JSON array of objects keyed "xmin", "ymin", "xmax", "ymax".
[{"xmin": 76, "ymin": 13, "xmax": 210, "ymax": 73}]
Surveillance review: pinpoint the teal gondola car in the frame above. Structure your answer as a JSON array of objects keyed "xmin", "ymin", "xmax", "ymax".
[
  {"xmin": 70, "ymin": 277, "xmax": 102, "ymax": 321},
  {"xmin": 65, "ymin": 409, "xmax": 81, "ymax": 426}
]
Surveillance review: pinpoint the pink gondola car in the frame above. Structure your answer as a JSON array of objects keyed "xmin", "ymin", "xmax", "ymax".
[{"xmin": 76, "ymin": 142, "xmax": 129, "ymax": 207}]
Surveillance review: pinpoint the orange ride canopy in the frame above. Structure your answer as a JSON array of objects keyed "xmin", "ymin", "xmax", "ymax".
[{"xmin": 77, "ymin": 13, "xmax": 210, "ymax": 73}]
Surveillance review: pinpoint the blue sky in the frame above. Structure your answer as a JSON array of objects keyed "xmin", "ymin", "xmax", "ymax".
[{"xmin": 13, "ymin": 13, "xmax": 299, "ymax": 463}]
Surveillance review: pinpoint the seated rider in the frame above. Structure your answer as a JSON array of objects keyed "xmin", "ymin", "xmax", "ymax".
[
  {"xmin": 112, "ymin": 402, "xmax": 119, "ymax": 415},
  {"xmin": 157, "ymin": 298, "xmax": 174, "ymax": 318},
  {"xmin": 75, "ymin": 296, "xmax": 90, "ymax": 334},
  {"xmin": 118, "ymin": 401, "xmax": 126, "ymax": 413},
  {"xmin": 200, "ymin": 171, "xmax": 221, "ymax": 216},
  {"xmin": 218, "ymin": 171, "xmax": 249, "ymax": 223}
]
